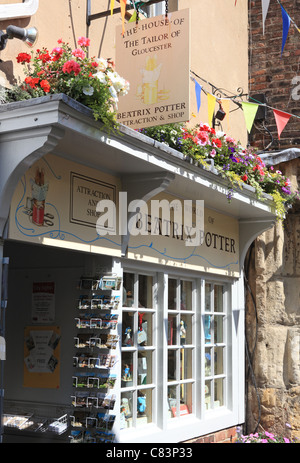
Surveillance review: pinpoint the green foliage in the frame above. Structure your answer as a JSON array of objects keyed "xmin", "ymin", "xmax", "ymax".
[
  {"xmin": 3, "ymin": 37, "xmax": 129, "ymax": 131},
  {"xmin": 139, "ymin": 122, "xmax": 299, "ymax": 219}
]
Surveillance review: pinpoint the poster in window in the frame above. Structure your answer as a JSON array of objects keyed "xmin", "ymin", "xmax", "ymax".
[
  {"xmin": 32, "ymin": 281, "xmax": 55, "ymax": 323},
  {"xmin": 23, "ymin": 326, "xmax": 61, "ymax": 388}
]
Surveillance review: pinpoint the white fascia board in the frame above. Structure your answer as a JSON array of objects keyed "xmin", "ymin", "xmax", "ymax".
[{"xmin": 0, "ymin": 0, "xmax": 39, "ymax": 20}]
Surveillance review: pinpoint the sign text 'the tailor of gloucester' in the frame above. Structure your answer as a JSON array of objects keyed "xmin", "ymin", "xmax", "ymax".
[{"xmin": 115, "ymin": 9, "xmax": 190, "ymax": 129}]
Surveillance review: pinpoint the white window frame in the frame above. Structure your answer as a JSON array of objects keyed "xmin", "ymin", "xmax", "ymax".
[{"xmin": 118, "ymin": 263, "xmax": 245, "ymax": 443}]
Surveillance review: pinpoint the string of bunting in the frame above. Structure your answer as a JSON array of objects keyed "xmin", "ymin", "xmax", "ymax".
[
  {"xmin": 239, "ymin": 0, "xmax": 300, "ymax": 54},
  {"xmin": 191, "ymin": 71, "xmax": 300, "ymax": 140}
]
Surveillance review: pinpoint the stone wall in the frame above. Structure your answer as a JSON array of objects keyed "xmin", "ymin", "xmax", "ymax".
[{"xmin": 245, "ymin": 160, "xmax": 300, "ymax": 441}]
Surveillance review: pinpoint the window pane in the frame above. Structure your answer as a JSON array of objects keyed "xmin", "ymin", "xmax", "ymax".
[
  {"xmin": 180, "ymin": 280, "xmax": 192, "ymax": 310},
  {"xmin": 214, "ymin": 346, "xmax": 224, "ymax": 375},
  {"xmin": 168, "ymin": 349, "xmax": 177, "ymax": 381},
  {"xmin": 214, "ymin": 378, "xmax": 224, "ymax": 407},
  {"xmin": 204, "ymin": 315, "xmax": 212, "ymax": 343},
  {"xmin": 205, "ymin": 283, "xmax": 212, "ymax": 311},
  {"xmin": 123, "ymin": 273, "xmax": 134, "ymax": 307},
  {"xmin": 138, "ymin": 311, "xmax": 152, "ymax": 346},
  {"xmin": 122, "ymin": 351, "xmax": 134, "ymax": 387},
  {"xmin": 180, "ymin": 347, "xmax": 193, "ymax": 380},
  {"xmin": 138, "ymin": 351, "xmax": 152, "ymax": 385},
  {"xmin": 120, "ymin": 391, "xmax": 133, "ymax": 429},
  {"xmin": 214, "ymin": 315, "xmax": 224, "ymax": 343},
  {"xmin": 205, "ymin": 380, "xmax": 212, "ymax": 410},
  {"xmin": 205, "ymin": 347, "xmax": 212, "ymax": 376},
  {"xmin": 180, "ymin": 382, "xmax": 193, "ymax": 415},
  {"xmin": 137, "ymin": 389, "xmax": 153, "ymax": 427},
  {"xmin": 122, "ymin": 311, "xmax": 134, "ymax": 347},
  {"xmin": 168, "ymin": 385, "xmax": 177, "ymax": 419},
  {"xmin": 180, "ymin": 314, "xmax": 192, "ymax": 344},
  {"xmin": 168, "ymin": 314, "xmax": 177, "ymax": 345},
  {"xmin": 168, "ymin": 278, "xmax": 177, "ymax": 310},
  {"xmin": 138, "ymin": 274, "xmax": 153, "ymax": 308},
  {"xmin": 214, "ymin": 285, "xmax": 224, "ymax": 312}
]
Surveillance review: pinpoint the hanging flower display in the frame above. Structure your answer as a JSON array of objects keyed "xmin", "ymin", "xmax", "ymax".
[
  {"xmin": 137, "ymin": 122, "xmax": 299, "ymax": 221},
  {"xmin": 4, "ymin": 37, "xmax": 130, "ymax": 128}
]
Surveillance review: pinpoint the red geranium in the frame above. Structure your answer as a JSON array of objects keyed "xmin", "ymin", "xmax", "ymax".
[
  {"xmin": 38, "ymin": 51, "xmax": 51, "ymax": 63},
  {"xmin": 40, "ymin": 80, "xmax": 51, "ymax": 93},
  {"xmin": 17, "ymin": 52, "xmax": 31, "ymax": 63},
  {"xmin": 62, "ymin": 60, "xmax": 81, "ymax": 76},
  {"xmin": 25, "ymin": 76, "xmax": 39, "ymax": 89}
]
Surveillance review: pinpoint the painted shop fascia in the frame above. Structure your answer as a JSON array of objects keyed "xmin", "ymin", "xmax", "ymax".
[{"xmin": 0, "ymin": 93, "xmax": 277, "ymax": 271}]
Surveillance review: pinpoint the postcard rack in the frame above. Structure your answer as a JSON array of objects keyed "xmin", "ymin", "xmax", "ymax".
[{"xmin": 70, "ymin": 274, "xmax": 121, "ymax": 443}]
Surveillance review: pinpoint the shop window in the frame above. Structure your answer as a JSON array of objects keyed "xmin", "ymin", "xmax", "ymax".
[
  {"xmin": 121, "ymin": 272, "xmax": 155, "ymax": 429},
  {"xmin": 167, "ymin": 278, "xmax": 194, "ymax": 418},
  {"xmin": 204, "ymin": 283, "xmax": 226, "ymax": 410},
  {"xmin": 121, "ymin": 272, "xmax": 230, "ymax": 436}
]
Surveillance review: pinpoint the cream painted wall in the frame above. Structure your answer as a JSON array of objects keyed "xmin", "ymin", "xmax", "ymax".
[
  {"xmin": 0, "ymin": 0, "xmax": 248, "ymax": 145},
  {"xmin": 179, "ymin": 0, "xmax": 248, "ymax": 145}
]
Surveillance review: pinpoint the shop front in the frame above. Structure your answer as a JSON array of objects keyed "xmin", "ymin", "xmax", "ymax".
[{"xmin": 0, "ymin": 95, "xmax": 276, "ymax": 443}]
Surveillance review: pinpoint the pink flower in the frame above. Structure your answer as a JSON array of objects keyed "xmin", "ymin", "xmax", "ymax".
[
  {"xmin": 78, "ymin": 36, "xmax": 90, "ymax": 47},
  {"xmin": 62, "ymin": 60, "xmax": 81, "ymax": 76},
  {"xmin": 210, "ymin": 149, "xmax": 216, "ymax": 158},
  {"xmin": 226, "ymin": 136, "xmax": 236, "ymax": 144},
  {"xmin": 72, "ymin": 48, "xmax": 86, "ymax": 59},
  {"xmin": 51, "ymin": 47, "xmax": 64, "ymax": 61},
  {"xmin": 284, "ymin": 437, "xmax": 290, "ymax": 443},
  {"xmin": 197, "ymin": 130, "xmax": 210, "ymax": 145}
]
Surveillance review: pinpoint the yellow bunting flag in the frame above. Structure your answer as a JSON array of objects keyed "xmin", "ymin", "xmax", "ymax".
[
  {"xmin": 241, "ymin": 102, "xmax": 259, "ymax": 133},
  {"xmin": 207, "ymin": 93, "xmax": 216, "ymax": 127},
  {"xmin": 111, "ymin": 0, "xmax": 115, "ymax": 15}
]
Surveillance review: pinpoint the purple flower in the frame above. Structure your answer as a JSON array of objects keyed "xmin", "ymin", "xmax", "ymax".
[{"xmin": 282, "ymin": 186, "xmax": 291, "ymax": 195}]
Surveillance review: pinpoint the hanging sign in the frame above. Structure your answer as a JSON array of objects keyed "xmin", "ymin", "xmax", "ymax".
[{"xmin": 115, "ymin": 8, "xmax": 190, "ymax": 129}]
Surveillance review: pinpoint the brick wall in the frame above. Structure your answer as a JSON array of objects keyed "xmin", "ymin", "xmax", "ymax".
[
  {"xmin": 184, "ymin": 426, "xmax": 237, "ymax": 444},
  {"xmin": 249, "ymin": 0, "xmax": 300, "ymax": 150}
]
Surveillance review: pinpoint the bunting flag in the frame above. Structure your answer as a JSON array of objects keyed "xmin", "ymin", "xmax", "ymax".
[
  {"xmin": 241, "ymin": 102, "xmax": 259, "ymax": 133},
  {"xmin": 111, "ymin": 0, "xmax": 115, "ymax": 15},
  {"xmin": 120, "ymin": 0, "xmax": 127, "ymax": 35},
  {"xmin": 273, "ymin": 109, "xmax": 291, "ymax": 139},
  {"xmin": 220, "ymin": 99, "xmax": 230, "ymax": 132},
  {"xmin": 262, "ymin": 0, "xmax": 270, "ymax": 35},
  {"xmin": 194, "ymin": 79, "xmax": 202, "ymax": 113},
  {"xmin": 207, "ymin": 93, "xmax": 216, "ymax": 127},
  {"xmin": 281, "ymin": 4, "xmax": 291, "ymax": 56}
]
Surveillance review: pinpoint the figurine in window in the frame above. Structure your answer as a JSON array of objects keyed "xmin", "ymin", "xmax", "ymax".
[
  {"xmin": 180, "ymin": 320, "xmax": 186, "ymax": 345},
  {"xmin": 123, "ymin": 364, "xmax": 131, "ymax": 381},
  {"xmin": 137, "ymin": 394, "xmax": 146, "ymax": 415},
  {"xmin": 123, "ymin": 327, "xmax": 133, "ymax": 346}
]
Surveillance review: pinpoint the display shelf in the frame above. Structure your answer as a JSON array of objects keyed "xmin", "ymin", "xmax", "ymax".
[
  {"xmin": 72, "ymin": 373, "xmax": 117, "ymax": 390},
  {"xmin": 3, "ymin": 400, "xmax": 71, "ymax": 441},
  {"xmin": 70, "ymin": 274, "xmax": 122, "ymax": 444}
]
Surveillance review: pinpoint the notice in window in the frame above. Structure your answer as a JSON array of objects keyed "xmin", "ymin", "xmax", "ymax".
[
  {"xmin": 23, "ymin": 326, "xmax": 61, "ymax": 388},
  {"xmin": 32, "ymin": 281, "xmax": 55, "ymax": 323}
]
